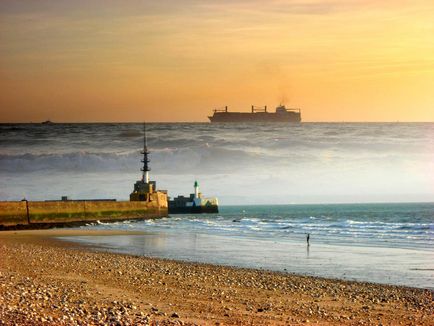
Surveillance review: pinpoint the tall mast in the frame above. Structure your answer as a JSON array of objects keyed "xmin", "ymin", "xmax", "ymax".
[{"xmin": 141, "ymin": 123, "xmax": 150, "ymax": 183}]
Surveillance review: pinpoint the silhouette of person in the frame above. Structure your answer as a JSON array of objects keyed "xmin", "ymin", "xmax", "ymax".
[{"xmin": 307, "ymin": 233, "xmax": 310, "ymax": 246}]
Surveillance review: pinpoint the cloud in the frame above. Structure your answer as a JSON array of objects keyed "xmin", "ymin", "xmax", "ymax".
[{"xmin": 0, "ymin": 0, "xmax": 380, "ymax": 18}]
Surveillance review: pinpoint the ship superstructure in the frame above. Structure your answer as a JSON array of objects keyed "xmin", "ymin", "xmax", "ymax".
[{"xmin": 208, "ymin": 104, "xmax": 301, "ymax": 123}]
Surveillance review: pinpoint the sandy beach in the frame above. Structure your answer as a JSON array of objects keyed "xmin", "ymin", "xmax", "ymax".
[{"xmin": 0, "ymin": 229, "xmax": 432, "ymax": 325}]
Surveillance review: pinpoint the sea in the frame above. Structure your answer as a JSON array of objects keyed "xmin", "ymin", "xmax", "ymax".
[{"xmin": 0, "ymin": 123, "xmax": 433, "ymax": 288}]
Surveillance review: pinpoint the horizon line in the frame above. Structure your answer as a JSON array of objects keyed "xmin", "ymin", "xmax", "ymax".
[
  {"xmin": 1, "ymin": 120, "xmax": 433, "ymax": 124},
  {"xmin": 218, "ymin": 201, "xmax": 434, "ymax": 207}
]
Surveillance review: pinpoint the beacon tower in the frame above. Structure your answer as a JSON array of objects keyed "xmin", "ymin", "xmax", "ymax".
[
  {"xmin": 194, "ymin": 180, "xmax": 199, "ymax": 198},
  {"xmin": 141, "ymin": 123, "xmax": 150, "ymax": 184},
  {"xmin": 168, "ymin": 180, "xmax": 218, "ymax": 214},
  {"xmin": 130, "ymin": 123, "xmax": 157, "ymax": 201}
]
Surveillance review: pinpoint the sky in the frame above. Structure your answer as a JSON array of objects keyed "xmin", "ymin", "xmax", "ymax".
[{"xmin": 0, "ymin": 0, "xmax": 433, "ymax": 122}]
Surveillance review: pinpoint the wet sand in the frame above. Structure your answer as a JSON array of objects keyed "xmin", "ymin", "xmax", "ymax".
[
  {"xmin": 0, "ymin": 229, "xmax": 432, "ymax": 325},
  {"xmin": 60, "ymin": 230, "xmax": 434, "ymax": 289}
]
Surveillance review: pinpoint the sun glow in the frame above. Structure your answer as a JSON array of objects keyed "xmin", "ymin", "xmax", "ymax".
[{"xmin": 1, "ymin": 0, "xmax": 433, "ymax": 122}]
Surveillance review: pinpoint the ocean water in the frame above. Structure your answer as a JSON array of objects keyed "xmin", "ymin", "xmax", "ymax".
[
  {"xmin": 81, "ymin": 203, "xmax": 434, "ymax": 250},
  {"xmin": 1, "ymin": 123, "xmax": 433, "ymax": 287}
]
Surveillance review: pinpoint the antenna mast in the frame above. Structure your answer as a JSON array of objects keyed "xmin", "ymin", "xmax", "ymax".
[{"xmin": 141, "ymin": 123, "xmax": 150, "ymax": 183}]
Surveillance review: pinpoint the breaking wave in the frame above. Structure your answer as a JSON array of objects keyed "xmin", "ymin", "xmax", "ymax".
[
  {"xmin": 0, "ymin": 147, "xmax": 259, "ymax": 173},
  {"xmin": 0, "ymin": 122, "xmax": 433, "ymax": 204}
]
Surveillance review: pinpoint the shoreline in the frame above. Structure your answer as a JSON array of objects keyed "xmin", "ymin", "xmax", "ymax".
[
  {"xmin": 3, "ymin": 229, "xmax": 432, "ymax": 290},
  {"xmin": 1, "ymin": 229, "xmax": 432, "ymax": 325},
  {"xmin": 56, "ymin": 226, "xmax": 434, "ymax": 290}
]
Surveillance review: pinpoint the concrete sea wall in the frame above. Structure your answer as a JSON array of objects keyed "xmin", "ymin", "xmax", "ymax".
[
  {"xmin": 0, "ymin": 201, "xmax": 29, "ymax": 226},
  {"xmin": 0, "ymin": 192, "xmax": 168, "ymax": 229}
]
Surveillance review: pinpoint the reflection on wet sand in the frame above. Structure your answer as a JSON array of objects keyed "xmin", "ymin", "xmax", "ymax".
[{"xmin": 60, "ymin": 231, "xmax": 433, "ymax": 289}]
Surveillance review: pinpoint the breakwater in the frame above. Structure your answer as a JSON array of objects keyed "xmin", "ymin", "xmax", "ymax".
[{"xmin": 0, "ymin": 192, "xmax": 168, "ymax": 229}]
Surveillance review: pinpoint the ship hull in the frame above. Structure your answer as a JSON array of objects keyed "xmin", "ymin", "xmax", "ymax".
[{"xmin": 209, "ymin": 112, "xmax": 301, "ymax": 123}]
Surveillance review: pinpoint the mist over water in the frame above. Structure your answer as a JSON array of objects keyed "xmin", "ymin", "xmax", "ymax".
[{"xmin": 0, "ymin": 123, "xmax": 433, "ymax": 204}]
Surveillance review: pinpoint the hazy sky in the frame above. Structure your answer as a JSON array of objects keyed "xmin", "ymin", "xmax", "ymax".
[{"xmin": 1, "ymin": 0, "xmax": 433, "ymax": 122}]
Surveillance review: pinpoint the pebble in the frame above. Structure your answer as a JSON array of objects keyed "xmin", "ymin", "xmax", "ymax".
[{"xmin": 0, "ymin": 235, "xmax": 432, "ymax": 325}]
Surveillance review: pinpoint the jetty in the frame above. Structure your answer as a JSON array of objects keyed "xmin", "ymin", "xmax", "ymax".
[
  {"xmin": 0, "ymin": 123, "xmax": 168, "ymax": 230},
  {"xmin": 169, "ymin": 181, "xmax": 218, "ymax": 214}
]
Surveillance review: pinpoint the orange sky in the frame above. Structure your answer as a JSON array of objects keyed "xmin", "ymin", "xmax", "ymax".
[{"xmin": 1, "ymin": 0, "xmax": 433, "ymax": 122}]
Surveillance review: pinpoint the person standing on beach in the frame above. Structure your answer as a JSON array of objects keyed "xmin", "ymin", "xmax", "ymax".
[{"xmin": 307, "ymin": 233, "xmax": 310, "ymax": 246}]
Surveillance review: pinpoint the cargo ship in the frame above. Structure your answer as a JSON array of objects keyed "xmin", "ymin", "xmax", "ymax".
[
  {"xmin": 208, "ymin": 104, "xmax": 301, "ymax": 123},
  {"xmin": 169, "ymin": 181, "xmax": 219, "ymax": 214}
]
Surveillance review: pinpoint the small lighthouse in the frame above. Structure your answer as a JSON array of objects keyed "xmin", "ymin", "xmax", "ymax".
[
  {"xmin": 168, "ymin": 179, "xmax": 218, "ymax": 213},
  {"xmin": 194, "ymin": 180, "xmax": 199, "ymax": 199}
]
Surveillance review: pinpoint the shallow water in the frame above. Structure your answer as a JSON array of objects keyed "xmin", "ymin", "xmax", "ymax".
[{"xmin": 62, "ymin": 203, "xmax": 434, "ymax": 289}]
